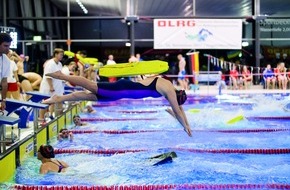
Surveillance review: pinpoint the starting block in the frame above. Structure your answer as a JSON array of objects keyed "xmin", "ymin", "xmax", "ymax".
[
  {"xmin": 64, "ymin": 90, "xmax": 73, "ymax": 95},
  {"xmin": 64, "ymin": 85, "xmax": 83, "ymax": 91},
  {"xmin": 25, "ymin": 91, "xmax": 51, "ymax": 103},
  {"xmin": 6, "ymin": 98, "xmax": 48, "ymax": 129},
  {"xmin": 0, "ymin": 115, "xmax": 20, "ymax": 153}
]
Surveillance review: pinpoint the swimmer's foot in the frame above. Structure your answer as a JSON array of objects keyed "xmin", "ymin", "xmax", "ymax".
[
  {"xmin": 42, "ymin": 95, "xmax": 60, "ymax": 104},
  {"xmin": 46, "ymin": 71, "xmax": 63, "ymax": 79}
]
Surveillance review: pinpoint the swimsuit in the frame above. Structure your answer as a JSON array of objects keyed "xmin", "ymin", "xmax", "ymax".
[
  {"xmin": 18, "ymin": 74, "xmax": 28, "ymax": 83},
  {"xmin": 50, "ymin": 160, "xmax": 64, "ymax": 173},
  {"xmin": 96, "ymin": 78, "xmax": 162, "ymax": 101},
  {"xmin": 178, "ymin": 70, "xmax": 186, "ymax": 80}
]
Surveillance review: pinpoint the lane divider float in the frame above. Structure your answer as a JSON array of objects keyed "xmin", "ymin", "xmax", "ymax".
[
  {"xmin": 54, "ymin": 148, "xmax": 290, "ymax": 155},
  {"xmin": 80, "ymin": 118, "xmax": 157, "ymax": 122},
  {"xmin": 108, "ymin": 110, "xmax": 158, "ymax": 113},
  {"xmin": 246, "ymin": 116, "xmax": 290, "ymax": 120},
  {"xmin": 69, "ymin": 128, "xmax": 290, "ymax": 134},
  {"xmin": 14, "ymin": 183, "xmax": 290, "ymax": 189}
]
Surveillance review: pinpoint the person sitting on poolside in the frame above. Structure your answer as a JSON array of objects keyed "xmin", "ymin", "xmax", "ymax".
[
  {"xmin": 263, "ymin": 64, "xmax": 276, "ymax": 89},
  {"xmin": 73, "ymin": 114, "xmax": 87, "ymax": 126},
  {"xmin": 57, "ymin": 128, "xmax": 73, "ymax": 141},
  {"xmin": 42, "ymin": 71, "xmax": 192, "ymax": 136},
  {"xmin": 37, "ymin": 144, "xmax": 69, "ymax": 174}
]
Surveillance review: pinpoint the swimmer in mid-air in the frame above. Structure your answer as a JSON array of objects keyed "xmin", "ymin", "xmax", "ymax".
[{"xmin": 43, "ymin": 71, "xmax": 192, "ymax": 136}]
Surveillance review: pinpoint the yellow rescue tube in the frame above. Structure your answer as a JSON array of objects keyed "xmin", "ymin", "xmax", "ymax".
[
  {"xmin": 188, "ymin": 108, "xmax": 221, "ymax": 113},
  {"xmin": 64, "ymin": 51, "xmax": 99, "ymax": 65},
  {"xmin": 188, "ymin": 109, "xmax": 201, "ymax": 113},
  {"xmin": 99, "ymin": 60, "xmax": 169, "ymax": 77},
  {"xmin": 226, "ymin": 115, "xmax": 244, "ymax": 124}
]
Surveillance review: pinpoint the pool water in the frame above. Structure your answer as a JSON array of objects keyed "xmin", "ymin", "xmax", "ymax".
[
  {"xmin": 15, "ymin": 151, "xmax": 290, "ymax": 186},
  {"xmin": 12, "ymin": 93, "xmax": 290, "ymax": 188}
]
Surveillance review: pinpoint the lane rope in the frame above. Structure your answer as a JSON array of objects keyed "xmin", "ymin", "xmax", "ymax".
[
  {"xmin": 14, "ymin": 183, "xmax": 290, "ymax": 189},
  {"xmin": 54, "ymin": 148, "xmax": 290, "ymax": 155},
  {"xmin": 69, "ymin": 128, "xmax": 290, "ymax": 134},
  {"xmin": 80, "ymin": 116, "xmax": 290, "ymax": 122},
  {"xmin": 80, "ymin": 118, "xmax": 158, "ymax": 121},
  {"xmin": 246, "ymin": 116, "xmax": 290, "ymax": 120},
  {"xmin": 108, "ymin": 110, "xmax": 158, "ymax": 113}
]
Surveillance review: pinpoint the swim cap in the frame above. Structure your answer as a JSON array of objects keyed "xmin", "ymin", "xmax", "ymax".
[
  {"xmin": 73, "ymin": 114, "xmax": 80, "ymax": 119},
  {"xmin": 39, "ymin": 145, "xmax": 55, "ymax": 159},
  {"xmin": 175, "ymin": 90, "xmax": 187, "ymax": 105},
  {"xmin": 59, "ymin": 128, "xmax": 69, "ymax": 134}
]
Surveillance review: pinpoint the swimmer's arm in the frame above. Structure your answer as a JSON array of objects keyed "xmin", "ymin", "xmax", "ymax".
[
  {"xmin": 57, "ymin": 133, "xmax": 63, "ymax": 141},
  {"xmin": 157, "ymin": 80, "xmax": 191, "ymax": 136},
  {"xmin": 166, "ymin": 106, "xmax": 190, "ymax": 126},
  {"xmin": 179, "ymin": 106, "xmax": 190, "ymax": 126},
  {"xmin": 39, "ymin": 165, "xmax": 48, "ymax": 174},
  {"xmin": 69, "ymin": 132, "xmax": 74, "ymax": 141},
  {"xmin": 166, "ymin": 92, "xmax": 192, "ymax": 137},
  {"xmin": 165, "ymin": 108, "xmax": 175, "ymax": 118}
]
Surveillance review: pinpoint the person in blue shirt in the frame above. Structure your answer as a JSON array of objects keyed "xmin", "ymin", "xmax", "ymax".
[{"xmin": 263, "ymin": 64, "xmax": 276, "ymax": 89}]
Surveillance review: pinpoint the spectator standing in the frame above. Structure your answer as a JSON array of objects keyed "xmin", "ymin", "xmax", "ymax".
[
  {"xmin": 39, "ymin": 48, "xmax": 65, "ymax": 121},
  {"xmin": 0, "ymin": 33, "xmax": 12, "ymax": 111},
  {"xmin": 177, "ymin": 54, "xmax": 188, "ymax": 90},
  {"xmin": 6, "ymin": 50, "xmax": 21, "ymax": 100},
  {"xmin": 106, "ymin": 54, "xmax": 117, "ymax": 82}
]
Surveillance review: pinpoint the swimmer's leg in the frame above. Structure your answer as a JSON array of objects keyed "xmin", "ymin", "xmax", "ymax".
[
  {"xmin": 43, "ymin": 91, "xmax": 97, "ymax": 104},
  {"xmin": 46, "ymin": 71, "xmax": 98, "ymax": 93}
]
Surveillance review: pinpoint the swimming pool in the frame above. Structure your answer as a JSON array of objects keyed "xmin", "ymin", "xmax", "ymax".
[{"xmin": 12, "ymin": 93, "xmax": 290, "ymax": 189}]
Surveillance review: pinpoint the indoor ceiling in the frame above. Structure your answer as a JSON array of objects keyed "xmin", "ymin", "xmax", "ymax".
[{"xmin": 50, "ymin": 0, "xmax": 290, "ymax": 18}]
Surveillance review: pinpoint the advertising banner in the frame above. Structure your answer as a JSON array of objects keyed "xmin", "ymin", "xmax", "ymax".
[{"xmin": 154, "ymin": 19, "xmax": 242, "ymax": 50}]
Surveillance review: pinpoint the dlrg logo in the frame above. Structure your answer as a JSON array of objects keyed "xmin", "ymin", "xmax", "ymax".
[{"xmin": 157, "ymin": 20, "xmax": 196, "ymax": 27}]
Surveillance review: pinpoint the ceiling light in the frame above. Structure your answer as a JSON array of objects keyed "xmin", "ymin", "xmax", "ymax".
[
  {"xmin": 75, "ymin": 0, "xmax": 88, "ymax": 14},
  {"xmin": 242, "ymin": 41, "xmax": 249, "ymax": 47}
]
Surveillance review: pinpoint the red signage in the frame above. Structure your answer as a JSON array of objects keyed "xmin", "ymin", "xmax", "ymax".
[{"xmin": 157, "ymin": 20, "xmax": 196, "ymax": 27}]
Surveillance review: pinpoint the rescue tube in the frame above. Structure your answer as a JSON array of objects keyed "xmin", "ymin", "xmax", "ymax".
[
  {"xmin": 99, "ymin": 60, "xmax": 169, "ymax": 77},
  {"xmin": 226, "ymin": 115, "xmax": 244, "ymax": 124},
  {"xmin": 188, "ymin": 108, "xmax": 221, "ymax": 113},
  {"xmin": 188, "ymin": 108, "xmax": 200, "ymax": 113},
  {"xmin": 64, "ymin": 50, "xmax": 99, "ymax": 65}
]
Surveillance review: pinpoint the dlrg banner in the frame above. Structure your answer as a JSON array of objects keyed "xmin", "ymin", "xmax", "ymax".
[{"xmin": 154, "ymin": 19, "xmax": 242, "ymax": 50}]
